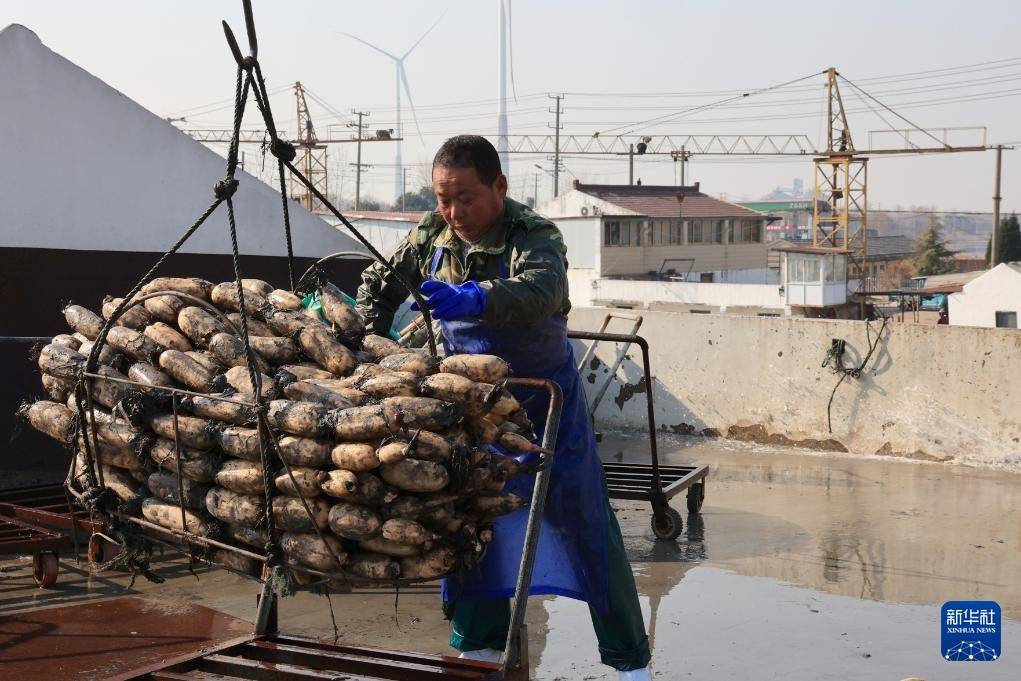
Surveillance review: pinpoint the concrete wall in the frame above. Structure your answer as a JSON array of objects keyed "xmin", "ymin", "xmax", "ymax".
[
  {"xmin": 949, "ymin": 263, "xmax": 1021, "ymax": 328},
  {"xmin": 591, "ymin": 279, "xmax": 782, "ymax": 309},
  {"xmin": 0, "ymin": 24, "xmax": 361, "ymax": 259},
  {"xmin": 568, "ymin": 306, "xmax": 1021, "ymax": 468},
  {"xmin": 567, "ymin": 268, "xmax": 597, "ymax": 308}
]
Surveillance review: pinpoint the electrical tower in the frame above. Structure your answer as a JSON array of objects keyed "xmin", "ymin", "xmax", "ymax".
[{"xmin": 291, "ymin": 82, "xmax": 328, "ymax": 212}]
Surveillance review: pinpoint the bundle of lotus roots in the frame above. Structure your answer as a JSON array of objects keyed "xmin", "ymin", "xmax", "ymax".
[{"xmin": 20, "ymin": 276, "xmax": 544, "ymax": 584}]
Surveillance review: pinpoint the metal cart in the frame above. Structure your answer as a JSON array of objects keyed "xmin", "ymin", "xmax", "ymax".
[
  {"xmin": 87, "ymin": 375, "xmax": 563, "ymax": 681},
  {"xmin": 569, "ymin": 312, "xmax": 709, "ymax": 541},
  {"xmin": 0, "ymin": 482, "xmax": 101, "ymax": 587}
]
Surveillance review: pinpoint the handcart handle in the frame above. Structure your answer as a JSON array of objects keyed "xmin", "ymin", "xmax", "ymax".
[{"xmin": 499, "ymin": 377, "xmax": 563, "ymax": 671}]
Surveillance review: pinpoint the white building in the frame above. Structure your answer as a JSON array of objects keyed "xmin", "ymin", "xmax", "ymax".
[
  {"xmin": 537, "ymin": 181, "xmax": 781, "ymax": 311},
  {"xmin": 948, "ymin": 263, "xmax": 1021, "ymax": 329}
]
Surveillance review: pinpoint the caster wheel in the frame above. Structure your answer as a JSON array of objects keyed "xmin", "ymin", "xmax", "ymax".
[
  {"xmin": 651, "ymin": 506, "xmax": 683, "ymax": 540},
  {"xmin": 88, "ymin": 534, "xmax": 120, "ymax": 566},
  {"xmin": 687, "ymin": 482, "xmax": 705, "ymax": 514},
  {"xmin": 33, "ymin": 551, "xmax": 59, "ymax": 588}
]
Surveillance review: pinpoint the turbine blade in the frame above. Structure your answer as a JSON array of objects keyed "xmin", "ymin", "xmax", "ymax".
[
  {"xmin": 505, "ymin": 0, "xmax": 518, "ymax": 104},
  {"xmin": 402, "ymin": 9, "xmax": 447, "ymax": 59},
  {"xmin": 337, "ymin": 31, "xmax": 399, "ymax": 61},
  {"xmin": 399, "ymin": 64, "xmax": 426, "ymax": 146}
]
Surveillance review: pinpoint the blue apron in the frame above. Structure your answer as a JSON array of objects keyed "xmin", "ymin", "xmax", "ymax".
[{"xmin": 432, "ymin": 248, "xmax": 611, "ymax": 613}]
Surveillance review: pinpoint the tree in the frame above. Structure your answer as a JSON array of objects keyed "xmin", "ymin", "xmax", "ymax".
[
  {"xmin": 986, "ymin": 213, "xmax": 1021, "ymax": 265},
  {"xmin": 392, "ymin": 185, "xmax": 437, "ymax": 213},
  {"xmin": 912, "ymin": 218, "xmax": 954, "ymax": 276}
]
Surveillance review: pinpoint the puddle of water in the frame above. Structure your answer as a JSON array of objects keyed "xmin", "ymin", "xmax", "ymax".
[
  {"xmin": 601, "ymin": 432, "xmax": 1021, "ymax": 618},
  {"xmin": 536, "ymin": 566, "xmax": 1020, "ymax": 680}
]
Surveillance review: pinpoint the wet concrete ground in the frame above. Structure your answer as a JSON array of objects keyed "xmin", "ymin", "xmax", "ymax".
[{"xmin": 2, "ymin": 434, "xmax": 1019, "ymax": 679}]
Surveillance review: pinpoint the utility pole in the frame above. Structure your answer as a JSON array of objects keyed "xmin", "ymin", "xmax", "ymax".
[
  {"xmin": 402, "ymin": 167, "xmax": 408, "ymax": 213},
  {"xmin": 678, "ymin": 145, "xmax": 690, "ymax": 186},
  {"xmin": 349, "ymin": 110, "xmax": 369, "ymax": 210},
  {"xmin": 992, "ymin": 144, "xmax": 1002, "ymax": 265},
  {"xmin": 548, "ymin": 94, "xmax": 563, "ymax": 197},
  {"xmin": 534, "ymin": 172, "xmax": 539, "ymax": 208},
  {"xmin": 628, "ymin": 144, "xmax": 635, "ymax": 186}
]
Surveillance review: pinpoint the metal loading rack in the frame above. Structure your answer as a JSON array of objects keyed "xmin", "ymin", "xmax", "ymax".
[
  {"xmin": 103, "ymin": 375, "xmax": 562, "ymax": 681},
  {"xmin": 118, "ymin": 634, "xmax": 513, "ymax": 680},
  {"xmin": 569, "ymin": 313, "xmax": 708, "ymax": 541},
  {"xmin": 0, "ymin": 482, "xmax": 101, "ymax": 586}
]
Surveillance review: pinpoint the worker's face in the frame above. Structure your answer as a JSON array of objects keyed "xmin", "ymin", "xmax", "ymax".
[{"xmin": 432, "ymin": 165, "xmax": 507, "ymax": 243}]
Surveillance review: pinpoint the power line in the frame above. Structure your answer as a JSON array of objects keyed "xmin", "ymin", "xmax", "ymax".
[
  {"xmin": 839, "ymin": 74, "xmax": 956, "ymax": 148},
  {"xmin": 596, "ymin": 70, "xmax": 827, "ymax": 136},
  {"xmin": 563, "ymin": 56, "xmax": 1021, "ymax": 98}
]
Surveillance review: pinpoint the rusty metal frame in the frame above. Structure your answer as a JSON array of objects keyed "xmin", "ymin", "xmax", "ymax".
[
  {"xmin": 574, "ymin": 311, "xmax": 643, "ymax": 417},
  {"xmin": 568, "ymin": 321, "xmax": 709, "ymax": 526}
]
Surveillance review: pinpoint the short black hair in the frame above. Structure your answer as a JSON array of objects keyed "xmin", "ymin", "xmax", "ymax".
[{"xmin": 433, "ymin": 135, "xmax": 503, "ymax": 185}]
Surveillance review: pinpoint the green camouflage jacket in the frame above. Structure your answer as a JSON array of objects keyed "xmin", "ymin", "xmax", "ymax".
[{"xmin": 355, "ymin": 197, "xmax": 571, "ymax": 335}]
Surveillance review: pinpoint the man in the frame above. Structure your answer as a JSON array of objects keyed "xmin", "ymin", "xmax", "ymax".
[{"xmin": 356, "ymin": 135, "xmax": 652, "ymax": 680}]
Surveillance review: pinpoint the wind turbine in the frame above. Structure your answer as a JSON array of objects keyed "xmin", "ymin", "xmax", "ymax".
[
  {"xmin": 340, "ymin": 12, "xmax": 445, "ymax": 205},
  {"xmin": 497, "ymin": 0, "xmax": 518, "ymax": 179}
]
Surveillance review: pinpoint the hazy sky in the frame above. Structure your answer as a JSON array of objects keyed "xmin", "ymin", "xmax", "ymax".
[{"xmin": 5, "ymin": 0, "xmax": 1021, "ymax": 212}]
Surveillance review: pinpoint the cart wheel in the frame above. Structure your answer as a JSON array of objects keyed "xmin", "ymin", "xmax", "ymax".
[
  {"xmin": 651, "ymin": 506, "xmax": 683, "ymax": 540},
  {"xmin": 686, "ymin": 482, "xmax": 705, "ymax": 514},
  {"xmin": 33, "ymin": 551, "xmax": 59, "ymax": 588}
]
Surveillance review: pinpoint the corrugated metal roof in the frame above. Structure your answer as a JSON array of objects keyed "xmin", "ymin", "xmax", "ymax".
[
  {"xmin": 574, "ymin": 183, "xmax": 767, "ymax": 219},
  {"xmin": 867, "ymin": 235, "xmax": 917, "ymax": 258},
  {"xmin": 342, "ymin": 210, "xmax": 424, "ymax": 222},
  {"xmin": 773, "ymin": 244, "xmax": 850, "ymax": 255}
]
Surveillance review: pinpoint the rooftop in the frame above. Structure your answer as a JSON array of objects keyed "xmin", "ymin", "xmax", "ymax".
[
  {"xmin": 339, "ymin": 210, "xmax": 424, "ymax": 222},
  {"xmin": 769, "ymin": 235, "xmax": 918, "ymax": 258},
  {"xmin": 868, "ymin": 235, "xmax": 917, "ymax": 259},
  {"xmin": 572, "ymin": 181, "xmax": 767, "ymax": 219}
]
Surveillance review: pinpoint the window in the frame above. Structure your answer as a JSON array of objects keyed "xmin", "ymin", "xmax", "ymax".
[
  {"xmin": 633, "ymin": 220, "xmax": 650, "ymax": 246},
  {"xmin": 690, "ymin": 220, "xmax": 705, "ymax": 243},
  {"xmin": 786, "ymin": 253, "xmax": 824, "ymax": 284},
  {"xmin": 995, "ymin": 311, "xmax": 1018, "ymax": 328},
  {"xmin": 604, "ymin": 220, "xmax": 620, "ymax": 246},
  {"xmin": 786, "ymin": 254, "xmax": 801, "ymax": 282},
  {"xmin": 712, "ymin": 220, "xmax": 725, "ymax": 243},
  {"xmin": 804, "ymin": 258, "xmax": 821, "ymax": 283},
  {"xmin": 652, "ymin": 220, "xmax": 665, "ymax": 245},
  {"xmin": 731, "ymin": 219, "xmax": 762, "ymax": 243},
  {"xmin": 620, "ymin": 221, "xmax": 631, "ymax": 246}
]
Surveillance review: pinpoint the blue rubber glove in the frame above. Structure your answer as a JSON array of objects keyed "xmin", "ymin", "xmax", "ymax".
[{"xmin": 410, "ymin": 279, "xmax": 487, "ymax": 320}]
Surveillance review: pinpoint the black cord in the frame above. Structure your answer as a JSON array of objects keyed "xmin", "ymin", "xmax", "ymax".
[{"xmin": 823, "ymin": 310, "xmax": 889, "ymax": 433}]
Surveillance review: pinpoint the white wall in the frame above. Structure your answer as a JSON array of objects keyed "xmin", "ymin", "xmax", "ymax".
[
  {"xmin": 591, "ymin": 279, "xmax": 782, "ymax": 309},
  {"xmin": 948, "ymin": 264, "xmax": 1021, "ymax": 328},
  {"xmin": 554, "ymin": 216, "xmax": 600, "ymax": 270},
  {"xmin": 567, "ymin": 268, "xmax": 597, "ymax": 308},
  {"xmin": 0, "ymin": 24, "xmax": 361, "ymax": 258},
  {"xmin": 569, "ymin": 306, "xmax": 1021, "ymax": 468},
  {"xmin": 537, "ymin": 190, "xmax": 641, "ymax": 221}
]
